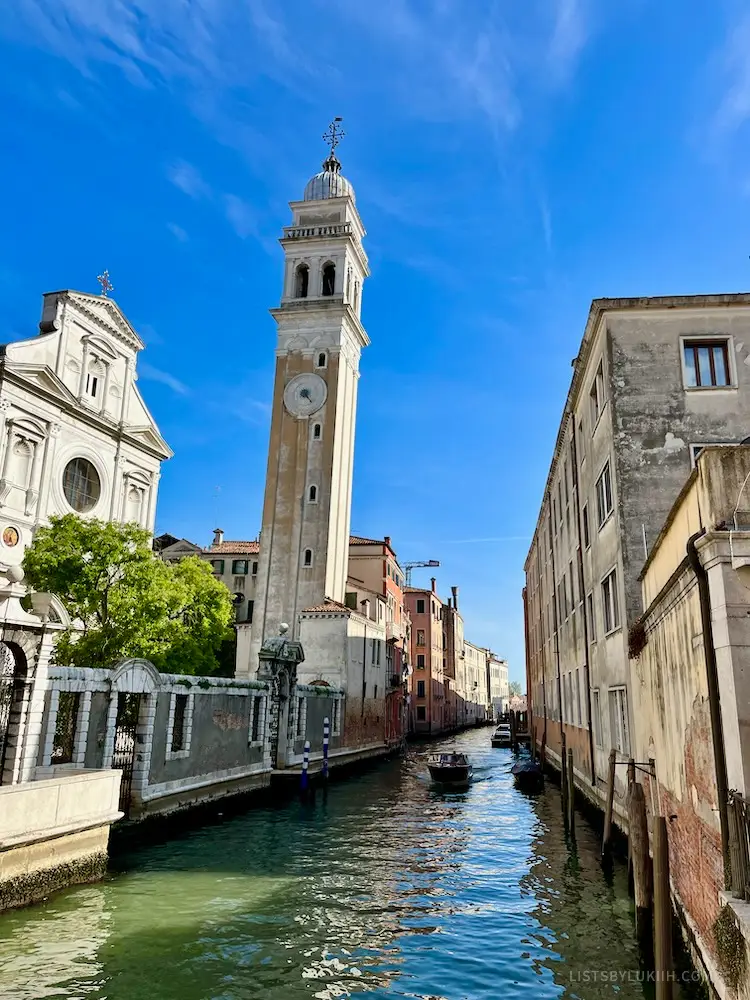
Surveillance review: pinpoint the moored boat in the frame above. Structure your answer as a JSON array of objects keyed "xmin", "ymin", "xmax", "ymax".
[
  {"xmin": 491, "ymin": 723, "xmax": 512, "ymax": 748},
  {"xmin": 427, "ymin": 752, "xmax": 472, "ymax": 785},
  {"xmin": 510, "ymin": 758, "xmax": 544, "ymax": 793}
]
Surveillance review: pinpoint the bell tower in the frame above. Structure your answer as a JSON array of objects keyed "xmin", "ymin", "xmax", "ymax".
[{"xmin": 243, "ymin": 122, "xmax": 370, "ymax": 675}]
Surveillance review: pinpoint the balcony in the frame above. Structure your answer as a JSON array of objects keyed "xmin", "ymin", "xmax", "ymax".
[
  {"xmin": 283, "ymin": 223, "xmax": 353, "ymax": 239},
  {"xmin": 386, "ymin": 620, "xmax": 407, "ymax": 641}
]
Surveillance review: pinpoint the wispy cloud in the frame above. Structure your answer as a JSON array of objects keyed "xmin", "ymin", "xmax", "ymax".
[
  {"xmin": 139, "ymin": 361, "xmax": 189, "ymax": 395},
  {"xmin": 713, "ymin": 10, "xmax": 750, "ymax": 135},
  {"xmin": 166, "ymin": 222, "xmax": 189, "ymax": 243},
  {"xmin": 167, "ymin": 160, "xmax": 209, "ymax": 199},
  {"xmin": 548, "ymin": 0, "xmax": 588, "ymax": 82},
  {"xmin": 223, "ymin": 195, "xmax": 257, "ymax": 240}
]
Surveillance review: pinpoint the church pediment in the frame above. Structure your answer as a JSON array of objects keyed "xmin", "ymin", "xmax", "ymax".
[
  {"xmin": 61, "ymin": 291, "xmax": 145, "ymax": 352},
  {"xmin": 126, "ymin": 424, "xmax": 172, "ymax": 459},
  {"xmin": 6, "ymin": 363, "xmax": 78, "ymax": 406}
]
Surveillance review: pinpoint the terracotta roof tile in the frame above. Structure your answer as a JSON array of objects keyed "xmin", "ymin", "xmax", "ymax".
[
  {"xmin": 205, "ymin": 540, "xmax": 260, "ymax": 554},
  {"xmin": 301, "ymin": 599, "xmax": 352, "ymax": 613},
  {"xmin": 349, "ymin": 535, "xmax": 382, "ymax": 545}
]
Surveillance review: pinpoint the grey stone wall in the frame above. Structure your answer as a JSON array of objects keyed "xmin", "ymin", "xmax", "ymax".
[
  {"xmin": 84, "ymin": 692, "xmax": 109, "ymax": 770},
  {"xmin": 148, "ymin": 690, "xmax": 264, "ymax": 785},
  {"xmin": 291, "ymin": 692, "xmax": 342, "ymax": 756}
]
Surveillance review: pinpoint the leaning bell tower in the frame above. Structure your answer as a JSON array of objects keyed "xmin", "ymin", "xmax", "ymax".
[{"xmin": 244, "ymin": 121, "xmax": 370, "ymax": 674}]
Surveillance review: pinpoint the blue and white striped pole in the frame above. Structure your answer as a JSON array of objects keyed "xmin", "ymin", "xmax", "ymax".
[
  {"xmin": 301, "ymin": 740, "xmax": 311, "ymax": 793},
  {"xmin": 322, "ymin": 717, "xmax": 330, "ymax": 780}
]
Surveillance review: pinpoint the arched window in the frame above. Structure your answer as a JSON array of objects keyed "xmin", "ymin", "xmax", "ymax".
[
  {"xmin": 295, "ymin": 263, "xmax": 309, "ymax": 299},
  {"xmin": 313, "ymin": 423, "xmax": 322, "ymax": 440},
  {"xmin": 322, "ymin": 262, "xmax": 336, "ymax": 297},
  {"xmin": 316, "ymin": 352, "xmax": 327, "ymax": 369},
  {"xmin": 308, "ymin": 485, "xmax": 318, "ymax": 503},
  {"xmin": 303, "ymin": 549, "xmax": 313, "ymax": 567}
]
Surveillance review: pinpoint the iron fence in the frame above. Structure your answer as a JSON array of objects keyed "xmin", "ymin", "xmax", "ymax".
[{"xmin": 728, "ymin": 790, "xmax": 750, "ymax": 900}]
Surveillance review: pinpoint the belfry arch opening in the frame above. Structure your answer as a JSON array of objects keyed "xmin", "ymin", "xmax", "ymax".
[
  {"xmin": 295, "ymin": 263, "xmax": 309, "ymax": 299},
  {"xmin": 322, "ymin": 263, "xmax": 336, "ymax": 297}
]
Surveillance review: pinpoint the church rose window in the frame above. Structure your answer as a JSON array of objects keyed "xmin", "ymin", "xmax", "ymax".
[{"xmin": 63, "ymin": 458, "xmax": 101, "ymax": 513}]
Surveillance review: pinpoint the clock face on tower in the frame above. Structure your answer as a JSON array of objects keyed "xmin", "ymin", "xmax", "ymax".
[{"xmin": 283, "ymin": 372, "xmax": 328, "ymax": 417}]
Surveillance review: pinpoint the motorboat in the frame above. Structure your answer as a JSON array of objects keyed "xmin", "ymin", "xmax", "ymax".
[
  {"xmin": 491, "ymin": 723, "xmax": 512, "ymax": 748},
  {"xmin": 427, "ymin": 752, "xmax": 472, "ymax": 785},
  {"xmin": 510, "ymin": 758, "xmax": 544, "ymax": 793}
]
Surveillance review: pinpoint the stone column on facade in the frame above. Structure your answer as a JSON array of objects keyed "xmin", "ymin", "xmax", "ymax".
[
  {"xmin": 78, "ymin": 340, "xmax": 90, "ymax": 398},
  {"xmin": 36, "ymin": 423, "xmax": 61, "ymax": 523},
  {"xmin": 109, "ymin": 453, "xmax": 124, "ymax": 521},
  {"xmin": 18, "ymin": 627, "xmax": 60, "ymax": 783},
  {"xmin": 0, "ymin": 398, "xmax": 11, "ymax": 471},
  {"xmin": 0, "ymin": 406, "xmax": 13, "ymax": 506},
  {"xmin": 24, "ymin": 435, "xmax": 45, "ymax": 516},
  {"xmin": 145, "ymin": 471, "xmax": 160, "ymax": 531},
  {"xmin": 119, "ymin": 471, "xmax": 131, "ymax": 523},
  {"xmin": 130, "ymin": 692, "xmax": 157, "ymax": 813},
  {"xmin": 119, "ymin": 358, "xmax": 134, "ymax": 426},
  {"xmin": 101, "ymin": 361, "xmax": 112, "ymax": 416}
]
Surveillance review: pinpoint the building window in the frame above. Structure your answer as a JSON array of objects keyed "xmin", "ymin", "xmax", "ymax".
[
  {"xmin": 592, "ymin": 689, "xmax": 602, "ymax": 746},
  {"xmin": 609, "ymin": 687, "xmax": 630, "ymax": 755},
  {"xmin": 417, "ymin": 654, "xmax": 425, "ymax": 668},
  {"xmin": 315, "ymin": 352, "xmax": 327, "ymax": 369},
  {"xmin": 601, "ymin": 568, "xmax": 620, "ymax": 634},
  {"xmin": 417, "ymin": 680, "xmax": 426, "ymax": 698},
  {"xmin": 322, "ymin": 262, "xmax": 336, "ymax": 296},
  {"xmin": 246, "ymin": 599, "xmax": 254, "ymax": 623},
  {"xmin": 589, "ymin": 360, "xmax": 605, "ymax": 427},
  {"xmin": 596, "ymin": 461, "xmax": 613, "ymax": 527},
  {"xmin": 51, "ymin": 691, "xmax": 80, "ymax": 764},
  {"xmin": 683, "ymin": 338, "xmax": 731, "ymax": 388},
  {"xmin": 313, "ymin": 424, "xmax": 322, "ymax": 440},
  {"xmin": 578, "ymin": 420, "xmax": 585, "ymax": 462},
  {"xmin": 251, "ymin": 696, "xmax": 263, "ymax": 743},
  {"xmin": 416, "ymin": 599, "xmax": 425, "ymax": 614},
  {"xmin": 167, "ymin": 691, "xmax": 193, "ymax": 759},
  {"xmin": 303, "ymin": 549, "xmax": 313, "ymax": 567},
  {"xmin": 85, "ymin": 372, "xmax": 99, "ymax": 399},
  {"xmin": 568, "ymin": 560, "xmax": 575, "ymax": 609},
  {"xmin": 345, "ymin": 591, "xmax": 358, "ymax": 610},
  {"xmin": 295, "ymin": 263, "xmax": 309, "ymax": 298},
  {"xmin": 251, "ymin": 561, "xmax": 258, "ymax": 575},
  {"xmin": 586, "ymin": 592, "xmax": 595, "ymax": 642},
  {"xmin": 171, "ymin": 694, "xmax": 188, "ymax": 752},
  {"xmin": 416, "ymin": 629, "xmax": 425, "ymax": 646},
  {"xmin": 308, "ymin": 485, "xmax": 318, "ymax": 503},
  {"xmin": 582, "ymin": 503, "xmax": 590, "ymax": 548},
  {"xmin": 63, "ymin": 457, "xmax": 101, "ymax": 513},
  {"xmin": 210, "ymin": 559, "xmax": 225, "ymax": 574},
  {"xmin": 232, "ymin": 560, "xmax": 248, "ymax": 575},
  {"xmin": 575, "ymin": 668, "xmax": 582, "ymax": 726},
  {"xmin": 416, "ymin": 705, "xmax": 426, "ymax": 721}
]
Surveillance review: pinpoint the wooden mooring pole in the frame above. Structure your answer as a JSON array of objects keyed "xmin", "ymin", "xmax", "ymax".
[
  {"xmin": 602, "ymin": 748, "xmax": 617, "ymax": 857},
  {"xmin": 560, "ymin": 732, "xmax": 568, "ymax": 815},
  {"xmin": 567, "ymin": 747, "xmax": 575, "ymax": 836},
  {"xmin": 627, "ymin": 779, "xmax": 652, "ymax": 942},
  {"xmin": 653, "ymin": 816, "xmax": 673, "ymax": 999}
]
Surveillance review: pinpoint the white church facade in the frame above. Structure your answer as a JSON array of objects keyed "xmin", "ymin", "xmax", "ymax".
[{"xmin": 0, "ymin": 288, "xmax": 172, "ymax": 572}]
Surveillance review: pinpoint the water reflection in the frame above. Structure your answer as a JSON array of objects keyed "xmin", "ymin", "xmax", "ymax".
[{"xmin": 0, "ymin": 730, "xmax": 683, "ymax": 999}]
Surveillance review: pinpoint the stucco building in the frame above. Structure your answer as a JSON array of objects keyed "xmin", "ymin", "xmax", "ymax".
[
  {"xmin": 405, "ymin": 581, "xmax": 445, "ymax": 734},
  {"xmin": 524, "ymin": 292, "xmax": 750, "ymax": 803}
]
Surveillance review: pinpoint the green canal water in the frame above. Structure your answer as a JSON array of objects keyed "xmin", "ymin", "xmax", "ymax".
[{"xmin": 0, "ymin": 729, "xmax": 701, "ymax": 1000}]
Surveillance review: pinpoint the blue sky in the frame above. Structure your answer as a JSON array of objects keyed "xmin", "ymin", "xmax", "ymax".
[{"xmin": 1, "ymin": 1, "xmax": 749, "ymax": 683}]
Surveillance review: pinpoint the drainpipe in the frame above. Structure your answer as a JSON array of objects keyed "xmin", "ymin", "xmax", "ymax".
[
  {"xmin": 548, "ymin": 514, "xmax": 564, "ymax": 755},
  {"xmin": 686, "ymin": 530, "xmax": 731, "ymax": 883}
]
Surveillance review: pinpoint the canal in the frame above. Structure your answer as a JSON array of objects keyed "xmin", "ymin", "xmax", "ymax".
[{"xmin": 0, "ymin": 729, "xmax": 701, "ymax": 999}]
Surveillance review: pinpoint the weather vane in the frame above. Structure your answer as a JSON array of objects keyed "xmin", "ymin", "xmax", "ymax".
[
  {"xmin": 97, "ymin": 270, "xmax": 114, "ymax": 297},
  {"xmin": 323, "ymin": 117, "xmax": 345, "ymax": 155}
]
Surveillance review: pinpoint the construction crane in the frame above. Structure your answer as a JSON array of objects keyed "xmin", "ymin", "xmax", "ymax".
[{"xmin": 404, "ymin": 560, "xmax": 440, "ymax": 587}]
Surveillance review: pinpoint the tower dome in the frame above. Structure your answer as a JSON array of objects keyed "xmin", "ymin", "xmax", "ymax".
[{"xmin": 303, "ymin": 153, "xmax": 355, "ymax": 202}]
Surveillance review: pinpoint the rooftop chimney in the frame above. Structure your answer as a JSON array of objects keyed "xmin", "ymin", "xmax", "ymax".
[
  {"xmin": 451, "ymin": 585, "xmax": 459, "ymax": 609},
  {"xmin": 431, "ymin": 577, "xmax": 436, "ymax": 593},
  {"xmin": 213, "ymin": 528, "xmax": 224, "ymax": 547},
  {"xmin": 384, "ymin": 535, "xmax": 391, "ymax": 547}
]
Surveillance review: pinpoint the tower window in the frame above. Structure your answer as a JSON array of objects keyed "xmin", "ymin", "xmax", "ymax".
[
  {"xmin": 316, "ymin": 352, "xmax": 327, "ymax": 369},
  {"xmin": 303, "ymin": 549, "xmax": 313, "ymax": 567},
  {"xmin": 295, "ymin": 263, "xmax": 309, "ymax": 299},
  {"xmin": 313, "ymin": 423, "xmax": 322, "ymax": 440},
  {"xmin": 308, "ymin": 485, "xmax": 318, "ymax": 503},
  {"xmin": 322, "ymin": 262, "xmax": 335, "ymax": 296}
]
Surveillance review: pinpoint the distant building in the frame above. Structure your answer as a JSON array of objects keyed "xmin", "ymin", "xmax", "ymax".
[
  {"xmin": 463, "ymin": 639, "xmax": 490, "ymax": 725},
  {"xmin": 524, "ymin": 293, "xmax": 750, "ymax": 796},
  {"xmin": 488, "ymin": 653, "xmax": 509, "ymax": 719},
  {"xmin": 405, "ymin": 580, "xmax": 445, "ymax": 734}
]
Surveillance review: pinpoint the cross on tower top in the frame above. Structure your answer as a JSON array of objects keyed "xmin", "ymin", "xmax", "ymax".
[
  {"xmin": 97, "ymin": 270, "xmax": 114, "ymax": 297},
  {"xmin": 323, "ymin": 117, "xmax": 345, "ymax": 155}
]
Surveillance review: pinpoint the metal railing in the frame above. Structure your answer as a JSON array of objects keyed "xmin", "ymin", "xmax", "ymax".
[{"xmin": 728, "ymin": 790, "xmax": 750, "ymax": 899}]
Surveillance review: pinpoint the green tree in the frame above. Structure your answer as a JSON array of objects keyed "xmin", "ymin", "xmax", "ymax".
[
  {"xmin": 22, "ymin": 514, "xmax": 234, "ymax": 674},
  {"xmin": 509, "ymin": 680, "xmax": 523, "ymax": 698}
]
